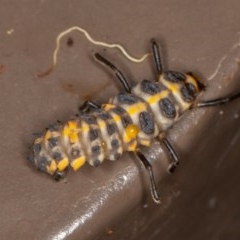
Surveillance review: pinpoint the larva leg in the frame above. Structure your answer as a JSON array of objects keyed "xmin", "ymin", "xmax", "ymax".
[
  {"xmin": 151, "ymin": 40, "xmax": 163, "ymax": 76},
  {"xmin": 79, "ymin": 100, "xmax": 100, "ymax": 112},
  {"xmin": 94, "ymin": 53, "xmax": 132, "ymax": 93},
  {"xmin": 52, "ymin": 169, "xmax": 68, "ymax": 181},
  {"xmin": 135, "ymin": 149, "xmax": 161, "ymax": 204},
  {"xmin": 196, "ymin": 91, "xmax": 240, "ymax": 107},
  {"xmin": 158, "ymin": 134, "xmax": 179, "ymax": 173}
]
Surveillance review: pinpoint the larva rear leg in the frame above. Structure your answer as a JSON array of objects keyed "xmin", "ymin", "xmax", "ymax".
[{"xmin": 135, "ymin": 150, "xmax": 161, "ymax": 204}]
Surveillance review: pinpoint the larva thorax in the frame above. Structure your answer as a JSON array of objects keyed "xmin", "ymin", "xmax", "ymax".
[{"xmin": 30, "ymin": 70, "xmax": 202, "ymax": 180}]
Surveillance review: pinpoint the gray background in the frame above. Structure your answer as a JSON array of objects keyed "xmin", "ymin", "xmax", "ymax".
[{"xmin": 0, "ymin": 1, "xmax": 240, "ymax": 239}]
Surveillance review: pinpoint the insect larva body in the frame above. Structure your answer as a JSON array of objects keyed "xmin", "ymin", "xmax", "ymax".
[
  {"xmin": 29, "ymin": 40, "xmax": 240, "ymax": 203},
  {"xmin": 31, "ymin": 71, "xmax": 201, "ymax": 176}
]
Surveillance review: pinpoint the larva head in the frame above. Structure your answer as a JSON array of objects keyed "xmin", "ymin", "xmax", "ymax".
[{"xmin": 159, "ymin": 71, "xmax": 205, "ymax": 110}]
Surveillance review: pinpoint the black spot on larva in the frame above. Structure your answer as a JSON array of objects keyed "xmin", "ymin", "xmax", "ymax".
[
  {"xmin": 48, "ymin": 124, "xmax": 60, "ymax": 132},
  {"xmin": 187, "ymin": 82, "xmax": 197, "ymax": 94},
  {"xmin": 48, "ymin": 137, "xmax": 58, "ymax": 148},
  {"xmin": 114, "ymin": 153, "xmax": 121, "ymax": 160},
  {"xmin": 121, "ymin": 115, "xmax": 132, "ymax": 127},
  {"xmin": 53, "ymin": 152, "xmax": 63, "ymax": 161},
  {"xmin": 89, "ymin": 129, "xmax": 99, "ymax": 141},
  {"xmin": 82, "ymin": 113, "xmax": 96, "ymax": 124},
  {"xmin": 71, "ymin": 148, "xmax": 80, "ymax": 157},
  {"xmin": 111, "ymin": 139, "xmax": 119, "ymax": 149},
  {"xmin": 164, "ymin": 71, "xmax": 186, "ymax": 83},
  {"xmin": 139, "ymin": 112, "xmax": 155, "ymax": 134},
  {"xmin": 98, "ymin": 111, "xmax": 111, "ymax": 120},
  {"xmin": 107, "ymin": 123, "xmax": 116, "ymax": 135},
  {"xmin": 91, "ymin": 145, "xmax": 101, "ymax": 154},
  {"xmin": 93, "ymin": 158, "xmax": 101, "ymax": 167},
  {"xmin": 33, "ymin": 144, "xmax": 41, "ymax": 154},
  {"xmin": 140, "ymin": 79, "xmax": 161, "ymax": 95},
  {"xmin": 181, "ymin": 83, "xmax": 196, "ymax": 102},
  {"xmin": 27, "ymin": 154, "xmax": 34, "ymax": 163},
  {"xmin": 113, "ymin": 106, "xmax": 125, "ymax": 115},
  {"xmin": 159, "ymin": 98, "xmax": 176, "ymax": 118},
  {"xmin": 38, "ymin": 156, "xmax": 48, "ymax": 171},
  {"xmin": 118, "ymin": 93, "xmax": 138, "ymax": 105}
]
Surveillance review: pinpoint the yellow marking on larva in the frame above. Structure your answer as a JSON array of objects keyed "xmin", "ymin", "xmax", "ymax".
[
  {"xmin": 44, "ymin": 130, "xmax": 52, "ymax": 140},
  {"xmin": 187, "ymin": 75, "xmax": 199, "ymax": 91},
  {"xmin": 34, "ymin": 137, "xmax": 43, "ymax": 145},
  {"xmin": 68, "ymin": 121, "xmax": 77, "ymax": 130},
  {"xmin": 47, "ymin": 160, "xmax": 57, "ymax": 174},
  {"xmin": 125, "ymin": 124, "xmax": 139, "ymax": 140},
  {"xmin": 97, "ymin": 120, "xmax": 106, "ymax": 130},
  {"xmin": 139, "ymin": 139, "xmax": 151, "ymax": 147},
  {"xmin": 63, "ymin": 125, "xmax": 71, "ymax": 137},
  {"xmin": 127, "ymin": 103, "xmax": 146, "ymax": 115},
  {"xmin": 70, "ymin": 156, "xmax": 86, "ymax": 171},
  {"xmin": 127, "ymin": 141, "xmax": 138, "ymax": 151},
  {"xmin": 69, "ymin": 133, "xmax": 78, "ymax": 144},
  {"xmin": 63, "ymin": 121, "xmax": 79, "ymax": 143},
  {"xmin": 102, "ymin": 103, "xmax": 115, "ymax": 111},
  {"xmin": 123, "ymin": 133, "xmax": 130, "ymax": 143},
  {"xmin": 81, "ymin": 123, "xmax": 90, "ymax": 133},
  {"xmin": 123, "ymin": 125, "xmax": 139, "ymax": 149},
  {"xmin": 57, "ymin": 157, "xmax": 69, "ymax": 171},
  {"xmin": 112, "ymin": 114, "xmax": 121, "ymax": 123},
  {"xmin": 168, "ymin": 84, "xmax": 178, "ymax": 93},
  {"xmin": 148, "ymin": 91, "xmax": 169, "ymax": 104},
  {"xmin": 38, "ymin": 26, "xmax": 150, "ymax": 78}
]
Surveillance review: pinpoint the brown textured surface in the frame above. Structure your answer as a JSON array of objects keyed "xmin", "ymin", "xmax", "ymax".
[{"xmin": 0, "ymin": 1, "xmax": 240, "ymax": 239}]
